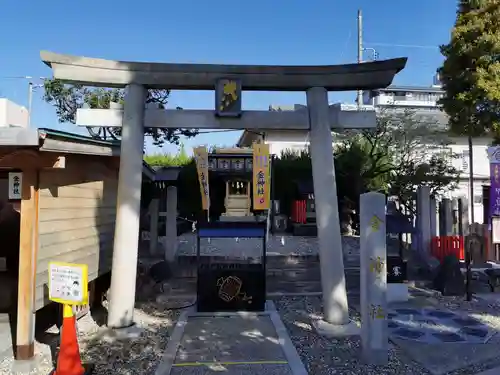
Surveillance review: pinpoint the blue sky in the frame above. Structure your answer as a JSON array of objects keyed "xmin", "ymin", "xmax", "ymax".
[{"xmin": 0, "ymin": 0, "xmax": 456, "ymax": 155}]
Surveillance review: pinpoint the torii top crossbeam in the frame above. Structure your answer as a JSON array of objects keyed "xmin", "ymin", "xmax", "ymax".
[{"xmin": 40, "ymin": 51, "xmax": 407, "ymax": 91}]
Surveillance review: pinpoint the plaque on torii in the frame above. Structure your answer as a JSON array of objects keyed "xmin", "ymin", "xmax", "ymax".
[{"xmin": 215, "ymin": 79, "xmax": 242, "ymax": 118}]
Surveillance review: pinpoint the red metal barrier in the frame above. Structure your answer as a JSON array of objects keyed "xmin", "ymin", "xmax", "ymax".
[
  {"xmin": 431, "ymin": 236, "xmax": 464, "ymax": 262},
  {"xmin": 291, "ymin": 200, "xmax": 307, "ymax": 224}
]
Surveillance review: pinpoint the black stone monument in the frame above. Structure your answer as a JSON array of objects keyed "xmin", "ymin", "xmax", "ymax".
[{"xmin": 196, "ymin": 221, "xmax": 267, "ymax": 312}]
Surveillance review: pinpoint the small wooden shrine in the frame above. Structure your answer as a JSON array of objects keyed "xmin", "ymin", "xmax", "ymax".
[{"xmin": 208, "ymin": 148, "xmax": 254, "ymax": 219}]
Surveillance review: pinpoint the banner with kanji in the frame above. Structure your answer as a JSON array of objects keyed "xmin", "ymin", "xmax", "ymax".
[
  {"xmin": 252, "ymin": 143, "xmax": 270, "ymax": 210},
  {"xmin": 488, "ymin": 146, "xmax": 500, "ymax": 220},
  {"xmin": 193, "ymin": 146, "xmax": 210, "ymax": 210}
]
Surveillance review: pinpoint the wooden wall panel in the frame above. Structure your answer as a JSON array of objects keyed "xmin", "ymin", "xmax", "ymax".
[{"xmin": 35, "ymin": 155, "xmax": 118, "ymax": 310}]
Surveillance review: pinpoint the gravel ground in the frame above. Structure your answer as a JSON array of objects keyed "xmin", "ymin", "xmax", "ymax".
[
  {"xmin": 274, "ymin": 292, "xmax": 500, "ymax": 375},
  {"xmin": 0, "ymin": 262, "xmax": 187, "ymax": 375},
  {"xmin": 274, "ymin": 295, "xmax": 429, "ymax": 375},
  {"xmin": 78, "ymin": 299, "xmax": 183, "ymax": 375}
]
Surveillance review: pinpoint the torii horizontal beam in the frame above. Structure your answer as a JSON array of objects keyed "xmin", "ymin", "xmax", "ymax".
[
  {"xmin": 41, "ymin": 51, "xmax": 407, "ymax": 91},
  {"xmin": 76, "ymin": 105, "xmax": 377, "ymax": 130}
]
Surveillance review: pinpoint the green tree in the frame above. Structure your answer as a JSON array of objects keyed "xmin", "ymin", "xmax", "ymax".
[
  {"xmin": 335, "ymin": 109, "xmax": 460, "ymax": 213},
  {"xmin": 43, "ymin": 79, "xmax": 198, "ymax": 146},
  {"xmin": 144, "ymin": 143, "xmax": 192, "ymax": 166},
  {"xmin": 438, "ymin": 0, "xmax": 500, "ymax": 141},
  {"xmin": 272, "ymin": 109, "xmax": 460, "ymax": 217}
]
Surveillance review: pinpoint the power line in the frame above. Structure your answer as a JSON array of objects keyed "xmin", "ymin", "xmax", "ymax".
[
  {"xmin": 0, "ymin": 76, "xmax": 46, "ymax": 81},
  {"xmin": 195, "ymin": 129, "xmax": 240, "ymax": 135},
  {"xmin": 365, "ymin": 42, "xmax": 439, "ymax": 50}
]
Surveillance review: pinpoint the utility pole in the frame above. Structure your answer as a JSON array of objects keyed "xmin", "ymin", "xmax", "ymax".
[
  {"xmin": 28, "ymin": 82, "xmax": 33, "ymax": 128},
  {"xmin": 468, "ymin": 133, "xmax": 475, "ymax": 224},
  {"xmin": 357, "ymin": 9, "xmax": 363, "ymax": 107},
  {"xmin": 465, "ymin": 131, "xmax": 474, "ymax": 302},
  {"xmin": 27, "ymin": 79, "xmax": 45, "ymax": 128}
]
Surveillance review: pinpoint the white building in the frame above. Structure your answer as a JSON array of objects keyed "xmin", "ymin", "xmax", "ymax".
[
  {"xmin": 364, "ymin": 81, "xmax": 489, "ymax": 223},
  {"xmin": 237, "ymin": 79, "xmax": 491, "ymax": 223},
  {"xmin": 0, "ymin": 99, "xmax": 29, "ymax": 128}
]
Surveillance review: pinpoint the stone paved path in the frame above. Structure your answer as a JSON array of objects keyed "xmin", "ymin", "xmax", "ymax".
[
  {"xmin": 388, "ymin": 307, "xmax": 495, "ymax": 344},
  {"xmin": 157, "ymin": 303, "xmax": 306, "ymax": 375},
  {"xmin": 170, "ymin": 315, "xmax": 292, "ymax": 375},
  {"xmin": 380, "ymin": 290, "xmax": 500, "ymax": 375}
]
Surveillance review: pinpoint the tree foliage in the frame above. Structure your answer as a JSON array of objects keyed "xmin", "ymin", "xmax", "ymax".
[
  {"xmin": 43, "ymin": 79, "xmax": 198, "ymax": 146},
  {"xmin": 338, "ymin": 109, "xmax": 460, "ymax": 213},
  {"xmin": 144, "ymin": 143, "xmax": 192, "ymax": 166},
  {"xmin": 438, "ymin": 0, "xmax": 500, "ymax": 141},
  {"xmin": 272, "ymin": 109, "xmax": 460, "ymax": 216}
]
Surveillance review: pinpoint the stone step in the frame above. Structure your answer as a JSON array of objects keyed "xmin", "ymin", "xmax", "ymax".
[
  {"xmin": 175, "ymin": 254, "xmax": 323, "ymax": 264},
  {"xmin": 266, "ymin": 268, "xmax": 321, "ymax": 281},
  {"xmin": 269, "ymin": 280, "xmax": 322, "ymax": 294},
  {"xmin": 173, "ymin": 255, "xmax": 360, "ymax": 277},
  {"xmin": 161, "ymin": 273, "xmax": 361, "ymax": 297},
  {"xmin": 170, "ymin": 267, "xmax": 360, "ymax": 281}
]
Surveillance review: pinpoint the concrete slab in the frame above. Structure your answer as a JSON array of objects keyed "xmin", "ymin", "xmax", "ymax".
[
  {"xmin": 474, "ymin": 363, "xmax": 500, "ymax": 375},
  {"xmin": 391, "ymin": 335, "xmax": 500, "ymax": 375},
  {"xmin": 155, "ymin": 301, "xmax": 307, "ymax": 375},
  {"xmin": 0, "ymin": 313, "xmax": 13, "ymax": 358},
  {"xmin": 175, "ymin": 315, "xmax": 285, "ymax": 363},
  {"xmin": 170, "ymin": 364, "xmax": 292, "ymax": 375},
  {"xmin": 382, "ymin": 292, "xmax": 500, "ymax": 375},
  {"xmin": 475, "ymin": 293, "xmax": 500, "ymax": 303}
]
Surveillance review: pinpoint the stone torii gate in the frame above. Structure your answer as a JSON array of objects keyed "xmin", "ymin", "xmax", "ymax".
[{"xmin": 41, "ymin": 51, "xmax": 406, "ymax": 335}]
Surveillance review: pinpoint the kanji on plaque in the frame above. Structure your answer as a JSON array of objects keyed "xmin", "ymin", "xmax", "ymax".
[
  {"xmin": 370, "ymin": 215, "xmax": 383, "ymax": 232},
  {"xmin": 369, "ymin": 304, "xmax": 385, "ymax": 320},
  {"xmin": 369, "ymin": 256, "xmax": 385, "ymax": 276},
  {"xmin": 215, "ymin": 79, "xmax": 242, "ymax": 117},
  {"xmin": 8, "ymin": 172, "xmax": 22, "ymax": 200},
  {"xmin": 252, "ymin": 143, "xmax": 270, "ymax": 210},
  {"xmin": 194, "ymin": 146, "xmax": 210, "ymax": 210}
]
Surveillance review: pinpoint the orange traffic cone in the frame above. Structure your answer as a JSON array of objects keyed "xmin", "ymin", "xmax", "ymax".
[{"xmin": 51, "ymin": 305, "xmax": 92, "ymax": 375}]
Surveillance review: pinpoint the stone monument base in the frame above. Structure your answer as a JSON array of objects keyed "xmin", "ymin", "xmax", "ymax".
[
  {"xmin": 219, "ymin": 216, "xmax": 257, "ymax": 222},
  {"xmin": 101, "ymin": 323, "xmax": 144, "ymax": 341},
  {"xmin": 312, "ymin": 319, "xmax": 360, "ymax": 337},
  {"xmin": 361, "ymin": 347, "xmax": 388, "ymax": 366},
  {"xmin": 388, "ymin": 283, "xmax": 409, "ymax": 302}
]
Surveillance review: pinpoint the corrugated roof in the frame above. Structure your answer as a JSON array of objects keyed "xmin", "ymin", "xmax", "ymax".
[{"xmin": 38, "ymin": 128, "xmax": 121, "ymax": 147}]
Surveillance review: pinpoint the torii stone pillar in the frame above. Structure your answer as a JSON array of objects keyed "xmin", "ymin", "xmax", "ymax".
[
  {"xmin": 107, "ymin": 84, "xmax": 146, "ymax": 329},
  {"xmin": 165, "ymin": 185, "xmax": 178, "ymax": 262},
  {"xmin": 417, "ymin": 186, "xmax": 431, "ymax": 255},
  {"xmin": 308, "ymin": 87, "xmax": 358, "ymax": 335},
  {"xmin": 149, "ymin": 197, "xmax": 160, "ymax": 256}
]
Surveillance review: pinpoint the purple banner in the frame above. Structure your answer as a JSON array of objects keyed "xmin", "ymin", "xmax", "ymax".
[{"xmin": 490, "ymin": 163, "xmax": 500, "ymax": 218}]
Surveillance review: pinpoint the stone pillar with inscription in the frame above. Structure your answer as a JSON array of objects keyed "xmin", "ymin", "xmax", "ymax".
[{"xmin": 360, "ymin": 191, "xmax": 388, "ymax": 365}]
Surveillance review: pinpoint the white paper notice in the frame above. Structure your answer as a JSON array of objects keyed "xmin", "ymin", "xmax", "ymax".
[{"xmin": 49, "ymin": 263, "xmax": 85, "ymax": 304}]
